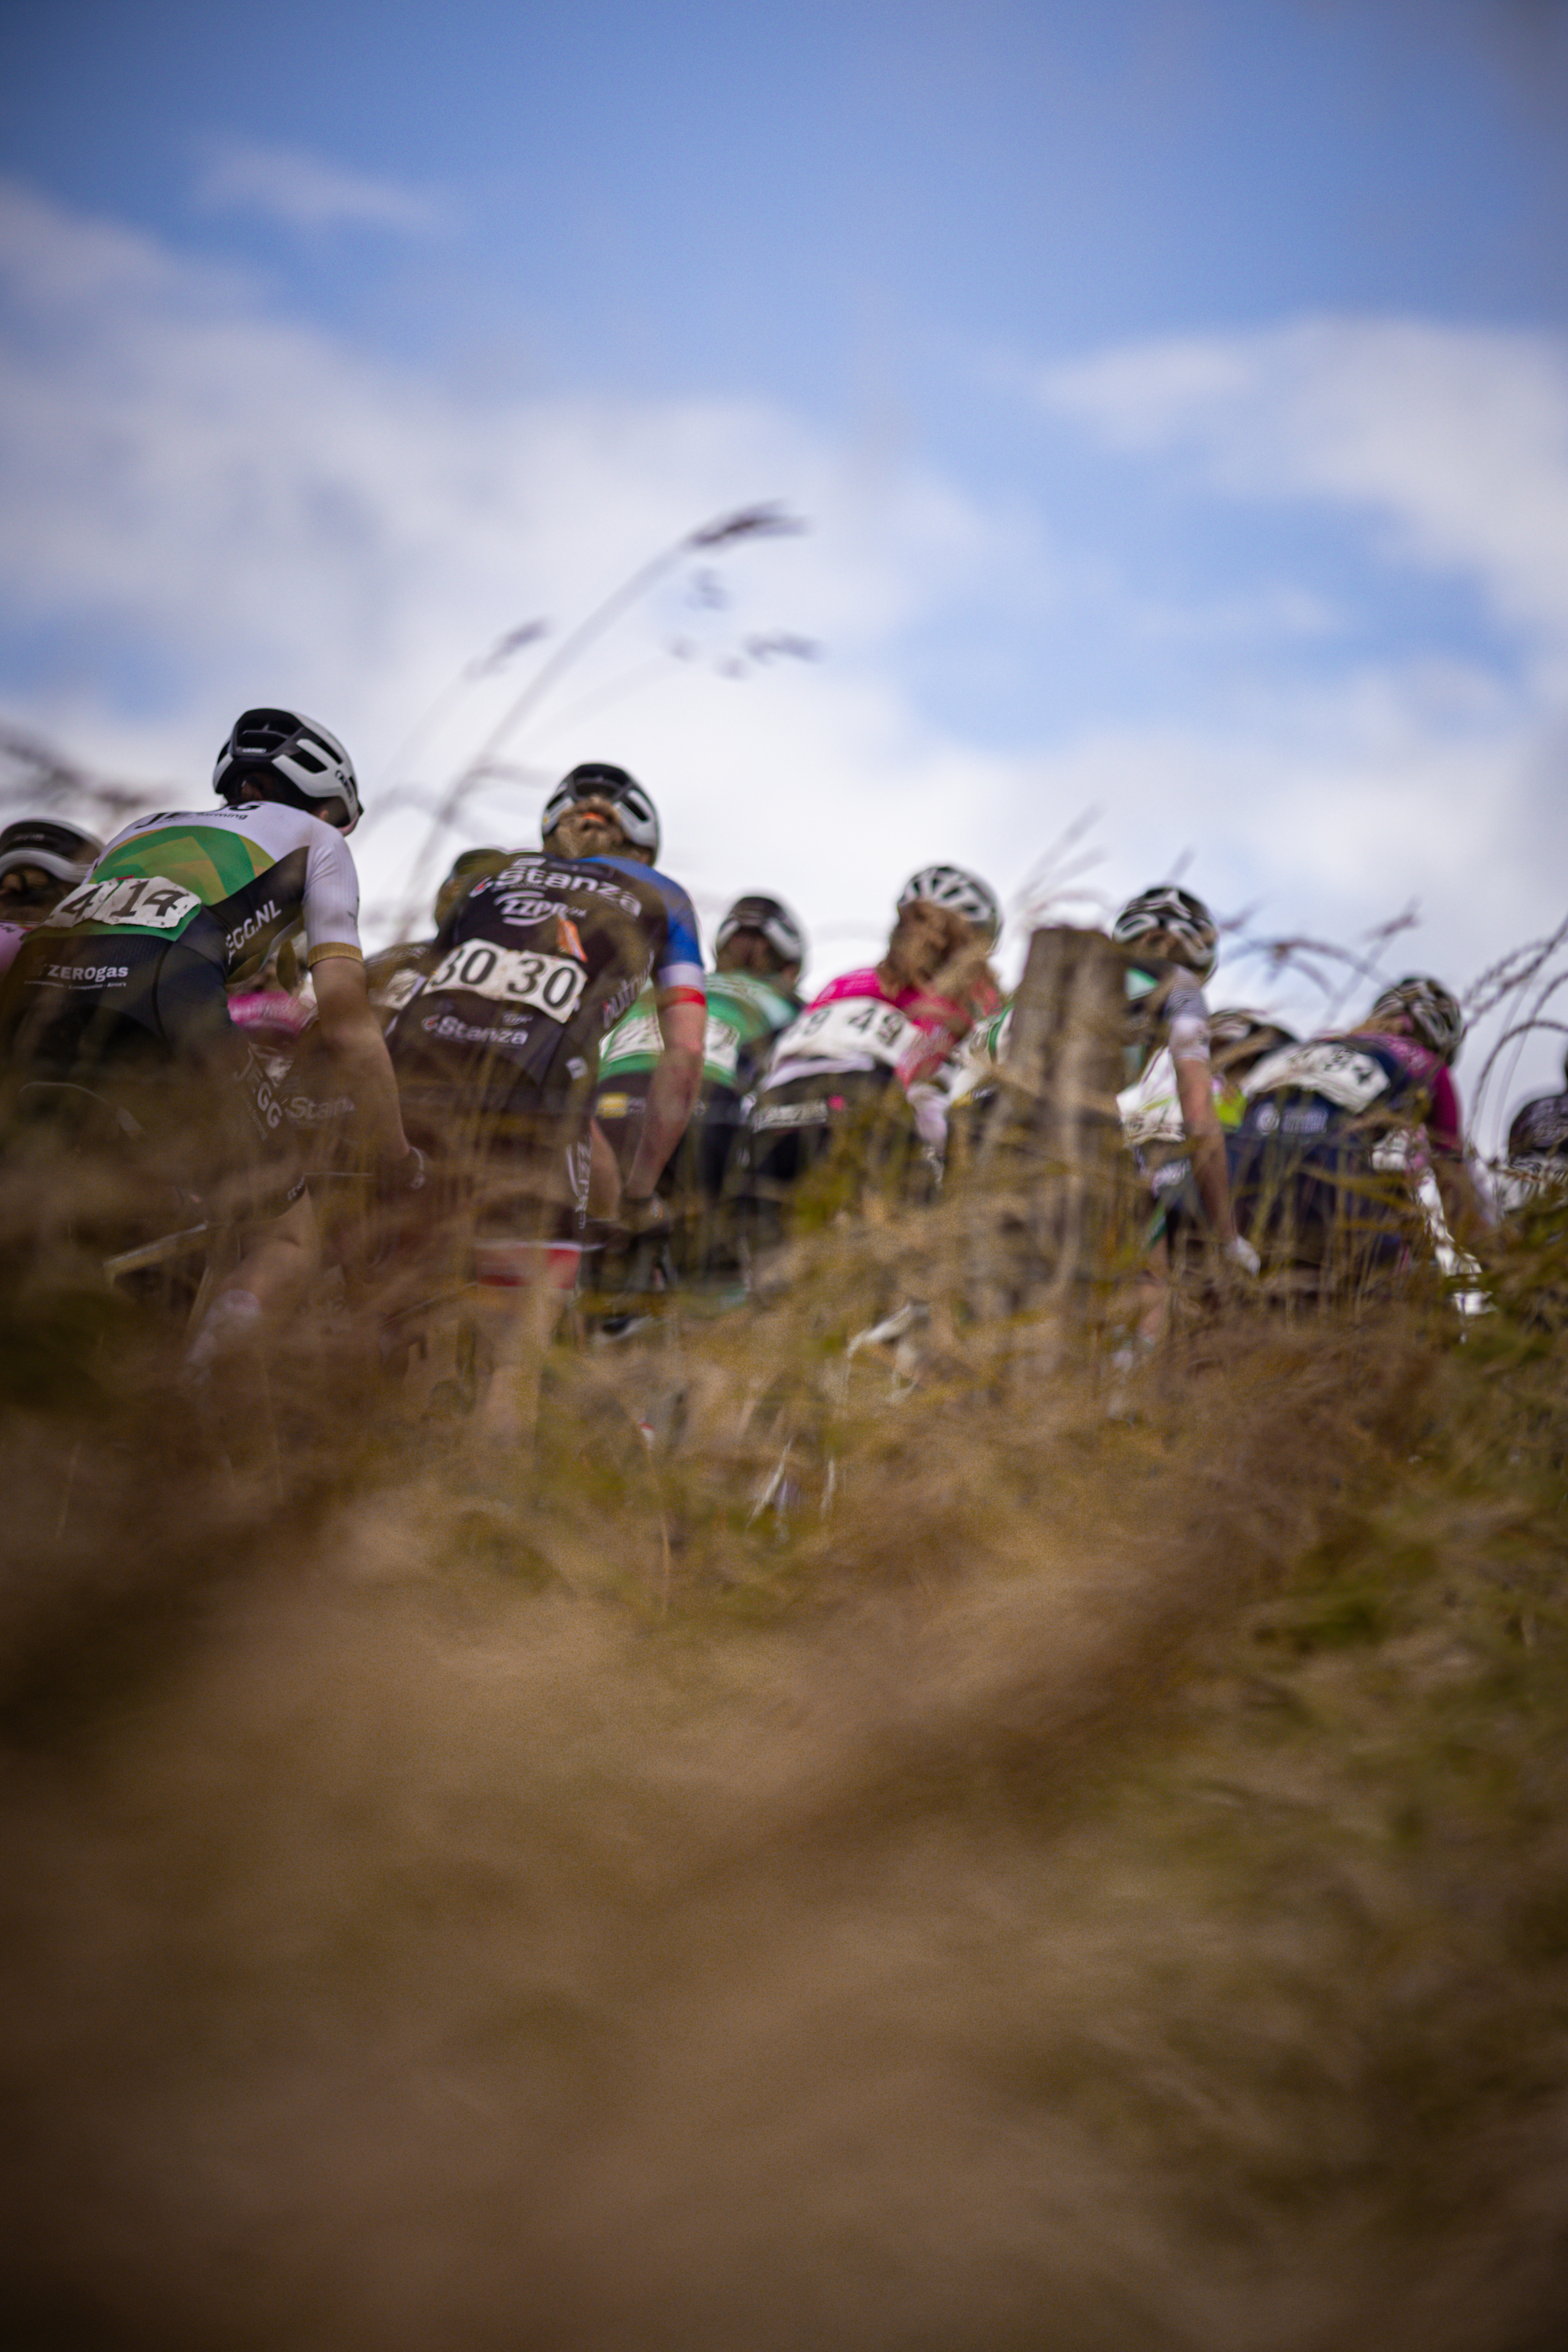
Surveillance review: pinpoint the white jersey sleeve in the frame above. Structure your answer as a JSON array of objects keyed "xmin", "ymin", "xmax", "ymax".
[{"xmin": 300, "ymin": 818, "xmax": 362, "ymax": 964}]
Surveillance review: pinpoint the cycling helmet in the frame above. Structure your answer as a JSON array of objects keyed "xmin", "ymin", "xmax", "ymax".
[
  {"xmin": 714, "ymin": 892, "xmax": 807, "ymax": 970},
  {"xmin": 1112, "ymin": 884, "xmax": 1219, "ymax": 982},
  {"xmin": 214, "ymin": 708, "xmax": 361, "ymax": 833},
  {"xmin": 1209, "ymin": 1009, "xmax": 1297, "ymax": 1076},
  {"xmin": 0, "ymin": 817, "xmax": 103, "ymax": 887},
  {"xmin": 540, "ymin": 762, "xmax": 660, "ymax": 861},
  {"xmin": 1367, "ymin": 975, "xmax": 1465, "ymax": 1064},
  {"xmin": 896, "ymin": 864, "xmax": 1001, "ymax": 947},
  {"xmin": 434, "ymin": 845, "xmax": 507, "ymax": 927}
]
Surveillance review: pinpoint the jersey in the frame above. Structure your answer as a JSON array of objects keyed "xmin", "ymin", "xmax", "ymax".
[
  {"xmin": 597, "ymin": 969, "xmax": 798, "ymax": 1104},
  {"xmin": 36, "ymin": 800, "xmax": 361, "ymax": 980},
  {"xmin": 1121, "ymin": 952, "xmax": 1210, "ymax": 1087},
  {"xmin": 1226, "ymin": 1029, "xmax": 1463, "ymax": 1274},
  {"xmin": 1237, "ymin": 1031, "xmax": 1461, "ymax": 1159},
  {"xmin": 760, "ymin": 963, "xmax": 1000, "ymax": 1098},
  {"xmin": 389, "ymin": 850, "xmax": 703, "ymax": 1108}
]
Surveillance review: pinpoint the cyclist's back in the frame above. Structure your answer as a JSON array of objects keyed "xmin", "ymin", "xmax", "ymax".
[
  {"xmin": 1227, "ymin": 976, "xmax": 1472, "ymax": 1283},
  {"xmin": 596, "ymin": 893, "xmax": 804, "ymax": 1279},
  {"xmin": 2, "ymin": 795, "xmax": 361, "ymax": 1088},
  {"xmin": 744, "ymin": 865, "xmax": 1001, "ymax": 1242}
]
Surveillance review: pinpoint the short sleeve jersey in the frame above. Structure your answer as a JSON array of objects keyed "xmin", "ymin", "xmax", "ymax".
[
  {"xmin": 599, "ymin": 969, "xmax": 800, "ymax": 1096},
  {"xmin": 38, "ymin": 802, "xmax": 361, "ymax": 979},
  {"xmin": 760, "ymin": 963, "xmax": 1002, "ymax": 1095},
  {"xmin": 1122, "ymin": 953, "xmax": 1211, "ymax": 1087},
  {"xmin": 390, "ymin": 849, "xmax": 704, "ymax": 1100}
]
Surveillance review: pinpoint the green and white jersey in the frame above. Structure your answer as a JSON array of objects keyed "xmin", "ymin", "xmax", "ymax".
[
  {"xmin": 598, "ymin": 969, "xmax": 799, "ymax": 1095},
  {"xmin": 944, "ymin": 1001, "xmax": 1014, "ymax": 1107},
  {"xmin": 40, "ymin": 801, "xmax": 362, "ymax": 981}
]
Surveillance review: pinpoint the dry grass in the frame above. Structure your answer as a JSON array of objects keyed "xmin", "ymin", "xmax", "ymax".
[{"xmin": 3, "ymin": 1179, "xmax": 1568, "ymax": 2349}]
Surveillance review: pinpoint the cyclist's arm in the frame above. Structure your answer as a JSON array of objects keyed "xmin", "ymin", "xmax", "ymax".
[
  {"xmin": 310, "ymin": 953, "xmax": 414, "ymax": 1162},
  {"xmin": 1174, "ymin": 1051, "xmax": 1238, "ymax": 1246},
  {"xmin": 1423, "ymin": 1068, "xmax": 1490, "ymax": 1247},
  {"xmin": 588, "ymin": 1117, "xmax": 622, "ymax": 1219},
  {"xmin": 625, "ymin": 996, "xmax": 704, "ymax": 1199},
  {"xmin": 1432, "ymin": 1152, "xmax": 1490, "ymax": 1249}
]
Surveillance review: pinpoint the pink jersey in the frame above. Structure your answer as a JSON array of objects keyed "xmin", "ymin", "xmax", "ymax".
[
  {"xmin": 808, "ymin": 964, "xmax": 1002, "ymax": 1085},
  {"xmin": 1349, "ymin": 1031, "xmax": 1462, "ymax": 1156},
  {"xmin": 0, "ymin": 922, "xmax": 26, "ymax": 979}
]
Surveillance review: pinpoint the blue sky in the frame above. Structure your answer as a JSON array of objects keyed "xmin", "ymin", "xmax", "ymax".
[{"xmin": 4, "ymin": 0, "xmax": 1568, "ymax": 1131}]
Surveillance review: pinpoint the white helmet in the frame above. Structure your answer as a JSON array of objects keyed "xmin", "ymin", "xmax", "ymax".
[
  {"xmin": 214, "ymin": 708, "xmax": 361, "ymax": 833},
  {"xmin": 1112, "ymin": 884, "xmax": 1219, "ymax": 982},
  {"xmin": 897, "ymin": 864, "xmax": 1001, "ymax": 947},
  {"xmin": 540, "ymin": 762, "xmax": 660, "ymax": 861}
]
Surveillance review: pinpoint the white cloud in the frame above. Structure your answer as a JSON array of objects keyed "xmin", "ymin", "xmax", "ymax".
[
  {"xmin": 0, "ymin": 180, "xmax": 1018, "ymax": 971},
  {"xmin": 195, "ymin": 137, "xmax": 448, "ymax": 234},
  {"xmin": 1041, "ymin": 317, "xmax": 1568, "ymax": 656},
  {"xmin": 2, "ymin": 185, "xmax": 1567, "ymax": 1137}
]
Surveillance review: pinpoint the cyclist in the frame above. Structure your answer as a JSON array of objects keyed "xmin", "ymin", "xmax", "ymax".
[
  {"xmin": 1108, "ymin": 886, "xmax": 1258, "ymax": 1347},
  {"xmin": 364, "ymin": 846, "xmax": 509, "ymax": 1029},
  {"xmin": 0, "ymin": 818, "xmax": 103, "ymax": 978},
  {"xmin": 743, "ymin": 865, "xmax": 1002, "ymax": 1238},
  {"xmin": 595, "ymin": 891, "xmax": 805, "ymax": 1279},
  {"xmin": 0, "ymin": 708, "xmax": 419, "ymax": 1366},
  {"xmin": 1505, "ymin": 1051, "xmax": 1568, "ymax": 1196},
  {"xmin": 1120, "ymin": 1006, "xmax": 1295, "ymax": 1279},
  {"xmin": 1226, "ymin": 973, "xmax": 1484, "ymax": 1287},
  {"xmin": 384, "ymin": 759, "xmax": 704, "ymax": 1450}
]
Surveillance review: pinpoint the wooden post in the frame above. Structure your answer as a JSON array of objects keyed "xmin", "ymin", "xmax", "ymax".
[{"xmin": 968, "ymin": 926, "xmax": 1127, "ymax": 1357}]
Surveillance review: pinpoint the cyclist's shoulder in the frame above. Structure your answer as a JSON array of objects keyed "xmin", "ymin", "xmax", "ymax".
[
  {"xmin": 810, "ymin": 965, "xmax": 892, "ymax": 1008},
  {"xmin": 1124, "ymin": 950, "xmax": 1206, "ymax": 1016},
  {"xmin": 105, "ymin": 800, "xmax": 349, "ymax": 860},
  {"xmin": 590, "ymin": 853, "xmax": 694, "ymax": 913},
  {"xmin": 707, "ymin": 971, "xmax": 797, "ymax": 1026}
]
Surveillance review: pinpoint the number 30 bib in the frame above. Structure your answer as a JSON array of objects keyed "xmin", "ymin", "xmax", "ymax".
[{"xmin": 426, "ymin": 938, "xmax": 586, "ymax": 1022}]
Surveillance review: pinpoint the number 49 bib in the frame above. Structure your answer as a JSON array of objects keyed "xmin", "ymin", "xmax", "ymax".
[
  {"xmin": 772, "ymin": 995, "xmax": 921, "ymax": 1070},
  {"xmin": 426, "ymin": 938, "xmax": 586, "ymax": 1022}
]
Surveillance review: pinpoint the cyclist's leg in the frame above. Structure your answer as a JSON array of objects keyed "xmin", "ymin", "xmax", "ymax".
[
  {"xmin": 466, "ymin": 1110, "xmax": 589, "ymax": 1455},
  {"xmin": 141, "ymin": 937, "xmax": 314, "ymax": 1364}
]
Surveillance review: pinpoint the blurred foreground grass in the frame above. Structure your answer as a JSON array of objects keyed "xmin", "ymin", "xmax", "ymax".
[{"xmin": 2, "ymin": 1222, "xmax": 1568, "ymax": 2348}]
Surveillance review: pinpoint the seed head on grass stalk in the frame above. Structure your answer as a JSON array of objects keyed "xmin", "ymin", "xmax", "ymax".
[{"xmin": 390, "ymin": 503, "xmax": 808, "ymax": 931}]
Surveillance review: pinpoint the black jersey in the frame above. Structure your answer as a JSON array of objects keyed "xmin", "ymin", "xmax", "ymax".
[{"xmin": 388, "ymin": 850, "xmax": 703, "ymax": 1110}]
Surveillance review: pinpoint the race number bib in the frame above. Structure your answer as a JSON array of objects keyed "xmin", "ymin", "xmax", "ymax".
[
  {"xmin": 47, "ymin": 873, "xmax": 201, "ymax": 934},
  {"xmin": 1245, "ymin": 1042, "xmax": 1389, "ymax": 1114},
  {"xmin": 426, "ymin": 938, "xmax": 586, "ymax": 1023},
  {"xmin": 702, "ymin": 1014, "xmax": 741, "ymax": 1084},
  {"xmin": 372, "ymin": 966, "xmax": 426, "ymax": 1014},
  {"xmin": 1118, "ymin": 1051, "xmax": 1184, "ymax": 1146},
  {"xmin": 771, "ymin": 996, "xmax": 921, "ymax": 1071},
  {"xmin": 601, "ymin": 1009, "xmax": 663, "ymax": 1066}
]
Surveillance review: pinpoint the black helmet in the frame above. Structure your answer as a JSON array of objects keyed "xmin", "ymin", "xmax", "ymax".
[
  {"xmin": 1367, "ymin": 975, "xmax": 1465, "ymax": 1065},
  {"xmin": 434, "ymin": 846, "xmax": 507, "ymax": 927},
  {"xmin": 1208, "ymin": 1008, "xmax": 1297, "ymax": 1077},
  {"xmin": 0, "ymin": 817, "xmax": 103, "ymax": 891},
  {"xmin": 714, "ymin": 893, "xmax": 807, "ymax": 970},
  {"xmin": 540, "ymin": 762, "xmax": 660, "ymax": 860},
  {"xmin": 1112, "ymin": 884, "xmax": 1219, "ymax": 982},
  {"xmin": 214, "ymin": 708, "xmax": 361, "ymax": 833}
]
